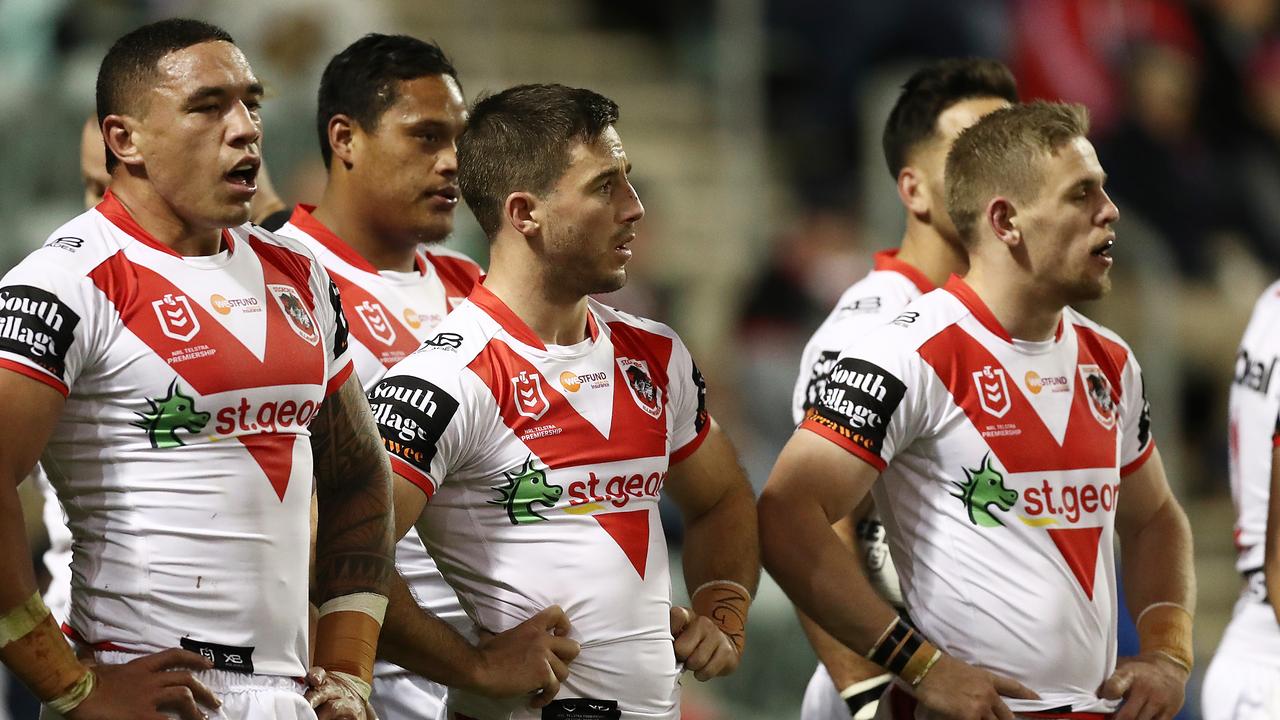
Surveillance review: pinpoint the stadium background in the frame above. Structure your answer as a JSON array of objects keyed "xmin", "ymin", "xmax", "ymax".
[{"xmin": 1, "ymin": 0, "xmax": 1276, "ymax": 717}]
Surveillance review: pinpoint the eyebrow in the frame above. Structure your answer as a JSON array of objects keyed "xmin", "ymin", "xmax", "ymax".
[
  {"xmin": 184, "ymin": 82, "xmax": 265, "ymax": 104},
  {"xmin": 586, "ymin": 162, "xmax": 632, "ymax": 188}
]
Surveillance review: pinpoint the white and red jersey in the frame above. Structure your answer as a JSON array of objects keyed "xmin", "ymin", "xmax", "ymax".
[
  {"xmin": 792, "ymin": 250, "xmax": 935, "ymax": 425},
  {"xmin": 369, "ymin": 284, "xmax": 710, "ymax": 720},
  {"xmin": 801, "ymin": 277, "xmax": 1154, "ymax": 714},
  {"xmin": 276, "ymin": 204, "xmax": 481, "ymax": 677},
  {"xmin": 0, "ymin": 191, "xmax": 352, "ymax": 677},
  {"xmin": 1228, "ymin": 280, "xmax": 1280, "ymax": 575}
]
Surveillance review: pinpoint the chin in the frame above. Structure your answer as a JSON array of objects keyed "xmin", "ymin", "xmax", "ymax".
[{"xmin": 588, "ymin": 270, "xmax": 628, "ymax": 296}]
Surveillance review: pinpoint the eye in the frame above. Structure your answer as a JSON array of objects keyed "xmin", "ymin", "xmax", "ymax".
[
  {"xmin": 598, "ymin": 180, "xmax": 613, "ymax": 195},
  {"xmin": 245, "ymin": 99, "xmax": 262, "ymax": 113}
]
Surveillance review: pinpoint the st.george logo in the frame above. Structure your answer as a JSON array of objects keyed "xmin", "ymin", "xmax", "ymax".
[
  {"xmin": 152, "ymin": 293, "xmax": 200, "ymax": 342},
  {"xmin": 355, "ymin": 300, "xmax": 396, "ymax": 346},
  {"xmin": 973, "ymin": 364, "xmax": 1011, "ymax": 418},
  {"xmin": 512, "ymin": 370, "xmax": 550, "ymax": 420}
]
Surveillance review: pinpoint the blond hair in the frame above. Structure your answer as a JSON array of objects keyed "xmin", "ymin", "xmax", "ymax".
[{"xmin": 945, "ymin": 101, "xmax": 1090, "ymax": 245}]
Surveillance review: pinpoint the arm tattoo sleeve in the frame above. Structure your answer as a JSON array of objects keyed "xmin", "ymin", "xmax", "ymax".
[{"xmin": 311, "ymin": 376, "xmax": 395, "ymax": 602}]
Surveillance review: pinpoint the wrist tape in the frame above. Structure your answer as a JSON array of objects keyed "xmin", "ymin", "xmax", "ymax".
[
  {"xmin": 1136, "ymin": 602, "xmax": 1193, "ymax": 672},
  {"xmin": 840, "ymin": 673, "xmax": 891, "ymax": 713},
  {"xmin": 0, "ymin": 592, "xmax": 93, "ymax": 712},
  {"xmin": 866, "ymin": 616, "xmax": 941, "ymax": 687},
  {"xmin": 313, "ymin": 592, "xmax": 388, "ymax": 686},
  {"xmin": 691, "ymin": 580, "xmax": 751, "ymax": 654}
]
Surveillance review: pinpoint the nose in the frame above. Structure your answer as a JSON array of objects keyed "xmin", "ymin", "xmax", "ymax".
[
  {"xmin": 620, "ymin": 180, "xmax": 644, "ymax": 225},
  {"xmin": 227, "ymin": 100, "xmax": 261, "ymax": 148},
  {"xmin": 1098, "ymin": 188, "xmax": 1119, "ymax": 225},
  {"xmin": 437, "ymin": 141, "xmax": 458, "ymax": 178}
]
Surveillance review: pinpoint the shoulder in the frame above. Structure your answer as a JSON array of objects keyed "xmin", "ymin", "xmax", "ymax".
[
  {"xmin": 386, "ymin": 301, "xmax": 495, "ymax": 381},
  {"xmin": 3, "ymin": 211, "xmax": 128, "ymax": 295},
  {"xmin": 1066, "ymin": 307, "xmax": 1135, "ymax": 362},
  {"xmin": 806, "ymin": 270, "xmax": 921, "ymax": 353},
  {"xmin": 591, "ymin": 300, "xmax": 689, "ymax": 360},
  {"xmin": 844, "ymin": 288, "xmax": 963, "ymax": 362},
  {"xmin": 422, "ymin": 245, "xmax": 484, "ymax": 286}
]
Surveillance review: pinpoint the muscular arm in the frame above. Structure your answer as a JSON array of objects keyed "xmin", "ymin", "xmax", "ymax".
[
  {"xmin": 1115, "ymin": 448, "xmax": 1196, "ymax": 624},
  {"xmin": 310, "ymin": 374, "xmax": 396, "ymax": 601}
]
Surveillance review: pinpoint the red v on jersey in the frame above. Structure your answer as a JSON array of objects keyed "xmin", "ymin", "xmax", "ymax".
[
  {"xmin": 918, "ymin": 324, "xmax": 1119, "ymax": 473},
  {"xmin": 594, "ymin": 509, "xmax": 651, "ymax": 578},
  {"xmin": 87, "ymin": 242, "xmax": 325, "ymax": 501},
  {"xmin": 1047, "ymin": 526, "xmax": 1104, "ymax": 600},
  {"xmin": 328, "ymin": 269, "xmax": 422, "ymax": 361}
]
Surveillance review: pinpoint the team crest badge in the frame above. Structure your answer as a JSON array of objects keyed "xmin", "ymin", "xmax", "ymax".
[
  {"xmin": 1079, "ymin": 364, "xmax": 1117, "ymax": 429},
  {"xmin": 511, "ymin": 370, "xmax": 550, "ymax": 420},
  {"xmin": 972, "ymin": 364, "xmax": 1011, "ymax": 418},
  {"xmin": 355, "ymin": 300, "xmax": 396, "ymax": 346},
  {"xmin": 618, "ymin": 357, "xmax": 663, "ymax": 419},
  {"xmin": 268, "ymin": 284, "xmax": 319, "ymax": 346},
  {"xmin": 152, "ymin": 293, "xmax": 201, "ymax": 342}
]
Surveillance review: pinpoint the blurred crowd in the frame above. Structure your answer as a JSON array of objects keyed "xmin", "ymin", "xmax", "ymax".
[{"xmin": 2, "ymin": 1, "xmax": 1278, "ymax": 718}]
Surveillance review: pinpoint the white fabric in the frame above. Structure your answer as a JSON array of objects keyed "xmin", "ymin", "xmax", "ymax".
[
  {"xmin": 371, "ymin": 290, "xmax": 710, "ymax": 720},
  {"xmin": 370, "ymin": 672, "xmax": 448, "ymax": 720},
  {"xmin": 0, "ymin": 201, "xmax": 351, "ymax": 677},
  {"xmin": 805, "ymin": 282, "xmax": 1153, "ymax": 714},
  {"xmin": 41, "ymin": 650, "xmax": 315, "ymax": 720},
  {"xmin": 1201, "ymin": 588, "xmax": 1280, "ymax": 719},
  {"xmin": 1225, "ymin": 279, "xmax": 1280, "ymax": 574},
  {"xmin": 34, "ymin": 465, "xmax": 72, "ymax": 623}
]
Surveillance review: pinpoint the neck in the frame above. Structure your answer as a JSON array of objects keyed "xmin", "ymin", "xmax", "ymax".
[
  {"xmin": 312, "ymin": 180, "xmax": 419, "ymax": 273},
  {"xmin": 962, "ymin": 261, "xmax": 1062, "ymax": 341},
  {"xmin": 895, "ymin": 218, "xmax": 968, "ymax": 287},
  {"xmin": 112, "ymin": 178, "xmax": 224, "ymax": 256},
  {"xmin": 484, "ymin": 243, "xmax": 591, "ymax": 346}
]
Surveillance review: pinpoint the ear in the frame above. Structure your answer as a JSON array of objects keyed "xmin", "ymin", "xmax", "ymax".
[
  {"xmin": 987, "ymin": 197, "xmax": 1020, "ymax": 247},
  {"xmin": 896, "ymin": 166, "xmax": 929, "ymax": 217},
  {"xmin": 504, "ymin": 191, "xmax": 540, "ymax": 240},
  {"xmin": 327, "ymin": 114, "xmax": 357, "ymax": 168},
  {"xmin": 102, "ymin": 114, "xmax": 143, "ymax": 169}
]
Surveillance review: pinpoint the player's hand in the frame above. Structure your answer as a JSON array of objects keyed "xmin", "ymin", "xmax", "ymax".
[
  {"xmin": 473, "ymin": 605, "xmax": 580, "ymax": 709},
  {"xmin": 1099, "ymin": 652, "xmax": 1188, "ymax": 720},
  {"xmin": 670, "ymin": 606, "xmax": 740, "ymax": 681},
  {"xmin": 68, "ymin": 648, "xmax": 220, "ymax": 720},
  {"xmin": 305, "ymin": 667, "xmax": 377, "ymax": 720},
  {"xmin": 914, "ymin": 653, "xmax": 1039, "ymax": 720}
]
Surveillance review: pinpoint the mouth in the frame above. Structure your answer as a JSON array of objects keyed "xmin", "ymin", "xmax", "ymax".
[
  {"xmin": 225, "ymin": 158, "xmax": 260, "ymax": 192},
  {"xmin": 1091, "ymin": 236, "xmax": 1115, "ymax": 258},
  {"xmin": 426, "ymin": 185, "xmax": 460, "ymax": 207},
  {"xmin": 614, "ymin": 232, "xmax": 635, "ymax": 257}
]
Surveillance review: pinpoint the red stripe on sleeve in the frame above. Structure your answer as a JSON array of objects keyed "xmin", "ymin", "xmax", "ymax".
[
  {"xmin": 798, "ymin": 419, "xmax": 888, "ymax": 472},
  {"xmin": 0, "ymin": 359, "xmax": 69, "ymax": 397},
  {"xmin": 325, "ymin": 361, "xmax": 354, "ymax": 398},
  {"xmin": 1120, "ymin": 440, "xmax": 1156, "ymax": 477},
  {"xmin": 670, "ymin": 416, "xmax": 712, "ymax": 465},
  {"xmin": 390, "ymin": 457, "xmax": 436, "ymax": 500}
]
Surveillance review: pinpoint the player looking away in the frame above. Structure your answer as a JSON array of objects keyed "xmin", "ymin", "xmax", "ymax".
[
  {"xmin": 367, "ymin": 83, "xmax": 760, "ymax": 719},
  {"xmin": 760, "ymin": 102, "xmax": 1195, "ymax": 719}
]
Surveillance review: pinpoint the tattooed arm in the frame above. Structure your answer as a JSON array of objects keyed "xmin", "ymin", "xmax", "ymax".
[
  {"xmin": 665, "ymin": 420, "xmax": 760, "ymax": 681},
  {"xmin": 311, "ymin": 374, "xmax": 396, "ymax": 601}
]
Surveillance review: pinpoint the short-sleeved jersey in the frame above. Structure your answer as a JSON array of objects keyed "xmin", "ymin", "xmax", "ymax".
[
  {"xmin": 0, "ymin": 191, "xmax": 353, "ymax": 677},
  {"xmin": 801, "ymin": 277, "xmax": 1154, "ymax": 714},
  {"xmin": 792, "ymin": 250, "xmax": 935, "ymax": 425},
  {"xmin": 369, "ymin": 284, "xmax": 710, "ymax": 720},
  {"xmin": 1228, "ymin": 280, "xmax": 1280, "ymax": 574},
  {"xmin": 275, "ymin": 204, "xmax": 481, "ymax": 675}
]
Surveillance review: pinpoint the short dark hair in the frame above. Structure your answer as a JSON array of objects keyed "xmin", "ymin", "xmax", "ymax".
[
  {"xmin": 96, "ymin": 19, "xmax": 235, "ymax": 171},
  {"xmin": 882, "ymin": 58, "xmax": 1019, "ymax": 178},
  {"xmin": 945, "ymin": 101, "xmax": 1090, "ymax": 245},
  {"xmin": 458, "ymin": 84, "xmax": 619, "ymax": 239},
  {"xmin": 316, "ymin": 34, "xmax": 458, "ymax": 167}
]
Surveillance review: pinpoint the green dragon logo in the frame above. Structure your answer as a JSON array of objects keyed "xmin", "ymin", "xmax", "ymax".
[
  {"xmin": 489, "ymin": 456, "xmax": 563, "ymax": 525},
  {"xmin": 131, "ymin": 379, "xmax": 211, "ymax": 449},
  {"xmin": 951, "ymin": 453, "xmax": 1018, "ymax": 527}
]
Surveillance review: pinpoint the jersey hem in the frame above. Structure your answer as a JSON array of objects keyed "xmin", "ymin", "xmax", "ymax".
[
  {"xmin": 0, "ymin": 359, "xmax": 69, "ymax": 397},
  {"xmin": 1120, "ymin": 440, "xmax": 1156, "ymax": 477},
  {"xmin": 325, "ymin": 361, "xmax": 354, "ymax": 397},
  {"xmin": 798, "ymin": 420, "xmax": 887, "ymax": 472},
  {"xmin": 670, "ymin": 418, "xmax": 712, "ymax": 465}
]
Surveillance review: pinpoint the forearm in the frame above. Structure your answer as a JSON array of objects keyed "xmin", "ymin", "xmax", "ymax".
[
  {"xmin": 797, "ymin": 611, "xmax": 889, "ymax": 690},
  {"xmin": 681, "ymin": 482, "xmax": 760, "ymax": 596},
  {"xmin": 377, "ymin": 572, "xmax": 484, "ymax": 690},
  {"xmin": 0, "ymin": 478, "xmax": 39, "ymax": 608},
  {"xmin": 1120, "ymin": 496, "xmax": 1196, "ymax": 618},
  {"xmin": 759, "ymin": 491, "xmax": 898, "ymax": 655}
]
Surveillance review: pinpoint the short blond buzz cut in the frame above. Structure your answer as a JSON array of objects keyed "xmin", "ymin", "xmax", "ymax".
[{"xmin": 945, "ymin": 100, "xmax": 1090, "ymax": 246}]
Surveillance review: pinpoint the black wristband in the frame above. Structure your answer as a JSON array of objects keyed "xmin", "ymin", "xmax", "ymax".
[{"xmin": 843, "ymin": 675, "xmax": 892, "ymax": 715}]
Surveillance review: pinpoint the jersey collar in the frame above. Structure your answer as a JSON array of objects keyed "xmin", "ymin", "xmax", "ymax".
[
  {"xmin": 873, "ymin": 249, "xmax": 935, "ymax": 294},
  {"xmin": 96, "ymin": 189, "xmax": 236, "ymax": 258},
  {"xmin": 943, "ymin": 275, "xmax": 1063, "ymax": 343},
  {"xmin": 467, "ymin": 282, "xmax": 600, "ymax": 352},
  {"xmin": 288, "ymin": 204, "xmax": 428, "ymax": 276}
]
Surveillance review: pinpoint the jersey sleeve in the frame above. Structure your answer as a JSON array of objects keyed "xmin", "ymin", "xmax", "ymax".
[
  {"xmin": 668, "ymin": 335, "xmax": 711, "ymax": 464},
  {"xmin": 1119, "ymin": 351, "xmax": 1155, "ymax": 476},
  {"xmin": 0, "ymin": 254, "xmax": 98, "ymax": 396},
  {"xmin": 792, "ymin": 293, "xmax": 901, "ymax": 425},
  {"xmin": 314, "ymin": 264, "xmax": 353, "ymax": 396},
  {"xmin": 368, "ymin": 361, "xmax": 469, "ymax": 499},
  {"xmin": 798, "ymin": 341, "xmax": 928, "ymax": 473}
]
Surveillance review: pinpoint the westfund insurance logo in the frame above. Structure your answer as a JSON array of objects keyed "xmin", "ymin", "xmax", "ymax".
[
  {"xmin": 0, "ymin": 285, "xmax": 79, "ymax": 379},
  {"xmin": 368, "ymin": 376, "xmax": 458, "ymax": 476},
  {"xmin": 808, "ymin": 357, "xmax": 905, "ymax": 456}
]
